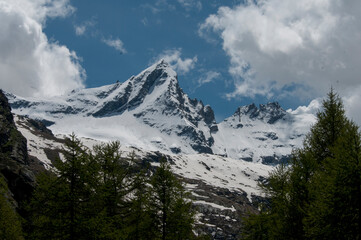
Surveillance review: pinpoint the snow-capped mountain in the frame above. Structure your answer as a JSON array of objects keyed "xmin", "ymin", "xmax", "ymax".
[
  {"xmin": 6, "ymin": 59, "xmax": 316, "ymax": 163},
  {"xmin": 212, "ymin": 102, "xmax": 316, "ymax": 164}
]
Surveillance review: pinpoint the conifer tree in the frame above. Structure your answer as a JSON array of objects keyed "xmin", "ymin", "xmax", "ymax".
[
  {"xmin": 28, "ymin": 134, "xmax": 99, "ymax": 240},
  {"xmin": 306, "ymin": 121, "xmax": 361, "ymax": 239},
  {"xmin": 92, "ymin": 141, "xmax": 133, "ymax": 239},
  {"xmin": 0, "ymin": 174, "xmax": 24, "ymax": 240},
  {"xmin": 126, "ymin": 167, "xmax": 152, "ymax": 240},
  {"xmin": 149, "ymin": 159, "xmax": 194, "ymax": 240},
  {"xmin": 242, "ymin": 89, "xmax": 359, "ymax": 240}
]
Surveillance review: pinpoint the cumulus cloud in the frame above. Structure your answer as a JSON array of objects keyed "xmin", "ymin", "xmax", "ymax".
[
  {"xmin": 0, "ymin": 0, "xmax": 85, "ymax": 97},
  {"xmin": 200, "ymin": 0, "xmax": 361, "ymax": 102},
  {"xmin": 289, "ymin": 92, "xmax": 361, "ymax": 127},
  {"xmin": 154, "ymin": 49, "xmax": 197, "ymax": 75},
  {"xmin": 102, "ymin": 37, "xmax": 127, "ymax": 54}
]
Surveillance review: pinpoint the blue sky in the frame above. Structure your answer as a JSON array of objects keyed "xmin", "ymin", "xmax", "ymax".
[{"xmin": 1, "ymin": 0, "xmax": 361, "ymax": 123}]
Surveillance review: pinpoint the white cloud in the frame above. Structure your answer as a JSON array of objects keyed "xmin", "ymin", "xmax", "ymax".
[
  {"xmin": 197, "ymin": 71, "xmax": 220, "ymax": 88},
  {"xmin": 344, "ymin": 86, "xmax": 361, "ymax": 126},
  {"xmin": 289, "ymin": 98, "xmax": 322, "ymax": 116},
  {"xmin": 74, "ymin": 20, "xmax": 95, "ymax": 36},
  {"xmin": 154, "ymin": 49, "xmax": 197, "ymax": 75},
  {"xmin": 289, "ymin": 92, "xmax": 361, "ymax": 127},
  {"xmin": 200, "ymin": 0, "xmax": 361, "ymax": 103},
  {"xmin": 75, "ymin": 25, "xmax": 86, "ymax": 36},
  {"xmin": 0, "ymin": 0, "xmax": 85, "ymax": 98},
  {"xmin": 102, "ymin": 37, "xmax": 127, "ymax": 54}
]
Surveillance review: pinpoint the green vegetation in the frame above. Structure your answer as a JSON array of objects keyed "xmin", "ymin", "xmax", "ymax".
[
  {"xmin": 0, "ymin": 174, "xmax": 24, "ymax": 240},
  {"xmin": 25, "ymin": 134, "xmax": 196, "ymax": 239},
  {"xmin": 149, "ymin": 159, "xmax": 194, "ymax": 240},
  {"xmin": 243, "ymin": 89, "xmax": 361, "ymax": 240}
]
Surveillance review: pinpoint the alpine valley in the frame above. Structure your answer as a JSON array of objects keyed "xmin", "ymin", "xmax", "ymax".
[{"xmin": 4, "ymin": 60, "xmax": 319, "ymax": 239}]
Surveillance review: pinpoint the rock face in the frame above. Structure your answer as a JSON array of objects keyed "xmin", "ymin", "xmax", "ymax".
[{"xmin": 0, "ymin": 90, "xmax": 44, "ymax": 210}]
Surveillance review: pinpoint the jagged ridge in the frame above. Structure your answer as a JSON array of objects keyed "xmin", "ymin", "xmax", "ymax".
[{"xmin": 6, "ymin": 60, "xmax": 315, "ymax": 163}]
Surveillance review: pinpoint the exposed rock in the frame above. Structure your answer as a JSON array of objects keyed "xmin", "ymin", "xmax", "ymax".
[
  {"xmin": 261, "ymin": 155, "xmax": 291, "ymax": 165},
  {"xmin": 0, "ymin": 90, "xmax": 44, "ymax": 211},
  {"xmin": 236, "ymin": 102, "xmax": 287, "ymax": 124}
]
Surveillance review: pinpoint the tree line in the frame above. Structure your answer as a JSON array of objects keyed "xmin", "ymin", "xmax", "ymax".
[
  {"xmin": 243, "ymin": 90, "xmax": 361, "ymax": 239},
  {"xmin": 1, "ymin": 135, "xmax": 209, "ymax": 239}
]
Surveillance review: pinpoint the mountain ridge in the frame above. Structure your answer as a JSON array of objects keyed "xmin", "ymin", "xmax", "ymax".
[{"xmin": 5, "ymin": 60, "xmax": 316, "ymax": 163}]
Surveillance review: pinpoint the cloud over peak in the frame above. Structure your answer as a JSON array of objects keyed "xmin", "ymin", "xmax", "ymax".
[{"xmin": 153, "ymin": 49, "xmax": 197, "ymax": 75}]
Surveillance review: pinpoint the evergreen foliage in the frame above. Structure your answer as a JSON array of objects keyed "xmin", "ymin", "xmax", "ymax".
[
  {"xmin": 27, "ymin": 134, "xmax": 99, "ymax": 240},
  {"xmin": 149, "ymin": 159, "xmax": 195, "ymax": 240},
  {"xmin": 0, "ymin": 174, "xmax": 24, "ymax": 240},
  {"xmin": 242, "ymin": 89, "xmax": 361, "ymax": 240},
  {"xmin": 125, "ymin": 168, "xmax": 153, "ymax": 240},
  {"xmin": 92, "ymin": 141, "xmax": 132, "ymax": 239},
  {"xmin": 26, "ymin": 135, "xmax": 196, "ymax": 239}
]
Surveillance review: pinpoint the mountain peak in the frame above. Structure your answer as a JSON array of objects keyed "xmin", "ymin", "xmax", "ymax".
[
  {"xmin": 146, "ymin": 59, "xmax": 173, "ymax": 74},
  {"xmin": 156, "ymin": 58, "xmax": 170, "ymax": 67},
  {"xmin": 233, "ymin": 102, "xmax": 286, "ymax": 124}
]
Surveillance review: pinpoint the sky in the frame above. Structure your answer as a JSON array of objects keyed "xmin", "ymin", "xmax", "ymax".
[{"xmin": 1, "ymin": 0, "xmax": 361, "ymax": 124}]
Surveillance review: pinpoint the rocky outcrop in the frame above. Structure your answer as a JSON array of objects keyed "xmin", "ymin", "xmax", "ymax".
[
  {"xmin": 0, "ymin": 90, "xmax": 43, "ymax": 210},
  {"xmin": 235, "ymin": 102, "xmax": 287, "ymax": 124}
]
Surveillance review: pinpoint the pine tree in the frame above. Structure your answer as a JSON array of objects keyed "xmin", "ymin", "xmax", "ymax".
[
  {"xmin": 92, "ymin": 141, "xmax": 133, "ymax": 239},
  {"xmin": 0, "ymin": 174, "xmax": 24, "ymax": 240},
  {"xmin": 149, "ymin": 159, "xmax": 195, "ymax": 240},
  {"xmin": 306, "ymin": 121, "xmax": 361, "ymax": 239},
  {"xmin": 306, "ymin": 89, "xmax": 348, "ymax": 165},
  {"xmin": 126, "ymin": 167, "xmax": 153, "ymax": 240},
  {"xmin": 242, "ymin": 164, "xmax": 292, "ymax": 240},
  {"xmin": 28, "ymin": 134, "xmax": 100, "ymax": 240}
]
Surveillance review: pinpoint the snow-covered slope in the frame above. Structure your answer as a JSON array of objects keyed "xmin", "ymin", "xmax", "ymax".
[
  {"xmin": 6, "ymin": 59, "xmax": 317, "ymax": 163},
  {"xmin": 12, "ymin": 114, "xmax": 270, "ymax": 238},
  {"xmin": 14, "ymin": 114, "xmax": 271, "ymax": 200},
  {"xmin": 212, "ymin": 102, "xmax": 317, "ymax": 164}
]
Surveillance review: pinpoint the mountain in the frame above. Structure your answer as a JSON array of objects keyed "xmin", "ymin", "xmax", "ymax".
[
  {"xmin": 7, "ymin": 60, "xmax": 217, "ymax": 154},
  {"xmin": 2, "ymin": 60, "xmax": 319, "ymax": 239},
  {"xmin": 6, "ymin": 59, "xmax": 316, "ymax": 164},
  {"xmin": 212, "ymin": 102, "xmax": 316, "ymax": 164}
]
